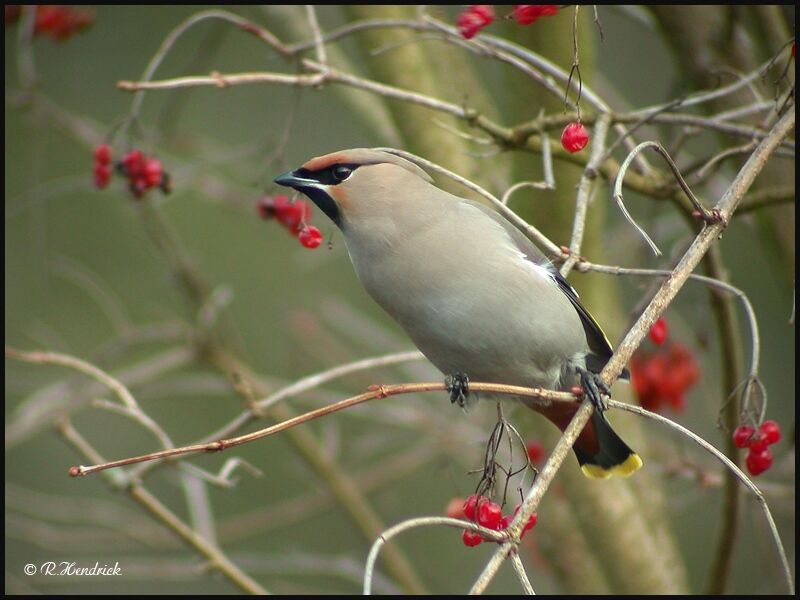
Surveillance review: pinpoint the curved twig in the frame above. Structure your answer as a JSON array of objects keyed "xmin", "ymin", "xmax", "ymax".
[{"xmin": 363, "ymin": 517, "xmax": 507, "ymax": 595}]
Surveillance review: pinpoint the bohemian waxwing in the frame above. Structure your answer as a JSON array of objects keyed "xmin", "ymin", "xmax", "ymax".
[{"xmin": 275, "ymin": 148, "xmax": 642, "ymax": 479}]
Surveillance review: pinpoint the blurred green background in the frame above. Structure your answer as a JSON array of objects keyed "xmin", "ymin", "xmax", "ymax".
[{"xmin": 5, "ymin": 5, "xmax": 795, "ymax": 594}]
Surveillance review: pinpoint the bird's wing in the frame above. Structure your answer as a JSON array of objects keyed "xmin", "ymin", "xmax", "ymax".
[{"xmin": 463, "ymin": 200, "xmax": 624, "ymax": 377}]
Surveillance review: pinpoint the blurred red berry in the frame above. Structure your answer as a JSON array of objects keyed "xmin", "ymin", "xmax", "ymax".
[
  {"xmin": 257, "ymin": 196, "xmax": 312, "ymax": 234},
  {"xmin": 93, "ymin": 164, "xmax": 111, "ymax": 188},
  {"xmin": 34, "ymin": 5, "xmax": 93, "ymax": 41},
  {"xmin": 649, "ymin": 317, "xmax": 668, "ymax": 345},
  {"xmin": 279, "ymin": 200, "xmax": 311, "ymax": 233},
  {"xmin": 561, "ymin": 122, "xmax": 589, "ymax": 153},
  {"xmin": 745, "ymin": 431, "xmax": 769, "ymax": 453},
  {"xmin": 513, "ymin": 505, "xmax": 538, "ymax": 532},
  {"xmin": 477, "ymin": 500, "xmax": 503, "ymax": 530},
  {"xmin": 745, "ymin": 447, "xmax": 773, "ymax": 476},
  {"xmin": 93, "ymin": 144, "xmax": 112, "ymax": 165},
  {"xmin": 122, "ymin": 150, "xmax": 145, "ymax": 177},
  {"xmin": 143, "ymin": 159, "xmax": 163, "ymax": 188},
  {"xmin": 257, "ymin": 196, "xmax": 283, "ymax": 220},
  {"xmin": 759, "ymin": 420, "xmax": 781, "ymax": 445},
  {"xmin": 498, "ymin": 515, "xmax": 512, "ymax": 530},
  {"xmin": 462, "ymin": 529, "xmax": 483, "ymax": 547},
  {"xmin": 457, "ymin": 5, "xmax": 494, "ymax": 39},
  {"xmin": 298, "ymin": 225, "xmax": 323, "ymax": 249},
  {"xmin": 631, "ymin": 343, "xmax": 699, "ymax": 413},
  {"xmin": 733, "ymin": 425, "xmax": 755, "ymax": 449},
  {"xmin": 525, "ymin": 440, "xmax": 544, "ymax": 464},
  {"xmin": 463, "ymin": 494, "xmax": 480, "ymax": 521},
  {"xmin": 512, "ymin": 5, "xmax": 558, "ymax": 25},
  {"xmin": 445, "ymin": 497, "xmax": 466, "ymax": 519}
]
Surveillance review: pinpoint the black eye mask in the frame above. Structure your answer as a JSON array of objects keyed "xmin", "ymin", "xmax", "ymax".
[{"xmin": 294, "ymin": 163, "xmax": 360, "ymax": 186}]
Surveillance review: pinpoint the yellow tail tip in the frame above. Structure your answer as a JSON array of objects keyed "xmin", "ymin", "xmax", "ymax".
[{"xmin": 581, "ymin": 453, "xmax": 643, "ymax": 480}]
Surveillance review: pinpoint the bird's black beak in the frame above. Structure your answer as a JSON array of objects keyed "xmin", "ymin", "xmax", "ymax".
[
  {"xmin": 273, "ymin": 170, "xmax": 342, "ymax": 226},
  {"xmin": 274, "ymin": 170, "xmax": 305, "ymax": 190}
]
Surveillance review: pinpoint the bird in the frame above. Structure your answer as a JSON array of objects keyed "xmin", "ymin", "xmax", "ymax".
[{"xmin": 275, "ymin": 148, "xmax": 642, "ymax": 479}]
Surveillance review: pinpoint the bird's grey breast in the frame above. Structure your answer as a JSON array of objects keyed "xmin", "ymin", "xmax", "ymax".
[{"xmin": 343, "ymin": 200, "xmax": 587, "ymax": 388}]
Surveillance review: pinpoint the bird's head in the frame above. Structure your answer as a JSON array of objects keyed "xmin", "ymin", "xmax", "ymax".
[{"xmin": 274, "ymin": 148, "xmax": 435, "ymax": 231}]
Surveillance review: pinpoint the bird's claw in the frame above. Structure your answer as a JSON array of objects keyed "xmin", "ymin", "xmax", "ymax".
[
  {"xmin": 576, "ymin": 366, "xmax": 609, "ymax": 412},
  {"xmin": 445, "ymin": 372, "xmax": 470, "ymax": 407}
]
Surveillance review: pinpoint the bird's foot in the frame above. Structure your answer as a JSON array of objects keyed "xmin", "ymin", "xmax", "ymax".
[
  {"xmin": 576, "ymin": 366, "xmax": 609, "ymax": 412},
  {"xmin": 445, "ymin": 372, "xmax": 470, "ymax": 408}
]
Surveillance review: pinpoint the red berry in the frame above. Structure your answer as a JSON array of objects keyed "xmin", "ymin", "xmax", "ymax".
[
  {"xmin": 513, "ymin": 505, "xmax": 538, "ymax": 531},
  {"xmin": 512, "ymin": 5, "xmax": 558, "ymax": 25},
  {"xmin": 298, "ymin": 225, "xmax": 323, "ymax": 249},
  {"xmin": 745, "ymin": 447, "xmax": 773, "ymax": 476},
  {"xmin": 256, "ymin": 196, "xmax": 281, "ymax": 220},
  {"xmin": 732, "ymin": 425, "xmax": 755, "ymax": 449},
  {"xmin": 462, "ymin": 529, "xmax": 483, "ymax": 547},
  {"xmin": 457, "ymin": 5, "xmax": 494, "ymax": 39},
  {"xmin": 649, "ymin": 317, "xmax": 668, "ymax": 345},
  {"xmin": 445, "ymin": 497, "xmax": 466, "ymax": 520},
  {"xmin": 561, "ymin": 122, "xmax": 589, "ymax": 153},
  {"xmin": 93, "ymin": 144, "xmax": 112, "ymax": 165},
  {"xmin": 630, "ymin": 343, "xmax": 699, "ymax": 414},
  {"xmin": 93, "ymin": 164, "xmax": 111, "ymax": 188},
  {"xmin": 143, "ymin": 159, "xmax": 163, "ymax": 188},
  {"xmin": 463, "ymin": 495, "xmax": 480, "ymax": 521},
  {"xmin": 279, "ymin": 200, "xmax": 312, "ymax": 234},
  {"xmin": 525, "ymin": 440, "xmax": 544, "ymax": 464},
  {"xmin": 477, "ymin": 500, "xmax": 503, "ymax": 530},
  {"xmin": 498, "ymin": 515, "xmax": 512, "ymax": 530},
  {"xmin": 759, "ymin": 420, "xmax": 781, "ymax": 445},
  {"xmin": 746, "ymin": 431, "xmax": 769, "ymax": 453},
  {"xmin": 123, "ymin": 150, "xmax": 145, "ymax": 177}
]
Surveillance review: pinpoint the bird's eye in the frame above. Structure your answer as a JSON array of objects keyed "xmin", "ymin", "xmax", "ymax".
[{"xmin": 332, "ymin": 165, "xmax": 353, "ymax": 181}]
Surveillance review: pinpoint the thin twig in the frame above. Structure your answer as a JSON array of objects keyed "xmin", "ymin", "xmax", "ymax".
[
  {"xmin": 6, "ymin": 347, "xmax": 140, "ymax": 411},
  {"xmin": 609, "ymin": 400, "xmax": 794, "ymax": 594},
  {"xmin": 509, "ymin": 551, "xmax": 536, "ymax": 595},
  {"xmin": 57, "ymin": 419, "xmax": 269, "ymax": 594},
  {"xmin": 304, "ymin": 5, "xmax": 327, "ymax": 67},
  {"xmin": 576, "ymin": 263, "xmax": 761, "ymax": 379},
  {"xmin": 561, "ymin": 113, "xmax": 611, "ymax": 276},
  {"xmin": 68, "ymin": 382, "xmax": 574, "ymax": 476},
  {"xmin": 363, "ymin": 517, "xmax": 506, "ymax": 595}
]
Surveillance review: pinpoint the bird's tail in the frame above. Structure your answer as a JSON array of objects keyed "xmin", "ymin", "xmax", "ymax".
[{"xmin": 572, "ymin": 411, "xmax": 642, "ymax": 479}]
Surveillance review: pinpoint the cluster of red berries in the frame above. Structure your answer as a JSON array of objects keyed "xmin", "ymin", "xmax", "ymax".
[
  {"xmin": 119, "ymin": 150, "xmax": 170, "ymax": 198},
  {"xmin": 631, "ymin": 319, "xmax": 699, "ymax": 412},
  {"xmin": 256, "ymin": 196, "xmax": 323, "ymax": 249},
  {"xmin": 733, "ymin": 420, "xmax": 781, "ymax": 476},
  {"xmin": 5, "ymin": 5, "xmax": 94, "ymax": 41},
  {"xmin": 512, "ymin": 5, "xmax": 559, "ymax": 25},
  {"xmin": 93, "ymin": 145, "xmax": 171, "ymax": 199},
  {"xmin": 561, "ymin": 122, "xmax": 590, "ymax": 153},
  {"xmin": 449, "ymin": 495, "xmax": 538, "ymax": 547},
  {"xmin": 456, "ymin": 5, "xmax": 558, "ymax": 39}
]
